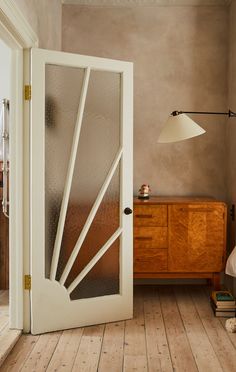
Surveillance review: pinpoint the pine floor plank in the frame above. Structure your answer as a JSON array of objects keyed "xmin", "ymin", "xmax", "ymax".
[
  {"xmin": 174, "ymin": 286, "xmax": 223, "ymax": 372},
  {"xmin": 0, "ymin": 313, "xmax": 8, "ymax": 334},
  {"xmin": 124, "ymin": 287, "xmax": 148, "ymax": 371},
  {"xmin": 72, "ymin": 325, "xmax": 104, "ymax": 372},
  {"xmin": 0, "ymin": 335, "xmax": 39, "ymax": 372},
  {"xmin": 46, "ymin": 328, "xmax": 83, "ymax": 372},
  {"xmin": 159, "ymin": 286, "xmax": 198, "ymax": 372},
  {"xmin": 123, "ymin": 355, "xmax": 148, "ymax": 371},
  {"xmin": 21, "ymin": 331, "xmax": 61, "ymax": 371},
  {"xmin": 1, "ymin": 285, "xmax": 236, "ymax": 372},
  {"xmin": 0, "ymin": 292, "xmax": 8, "ymax": 304},
  {"xmin": 219, "ymin": 318, "xmax": 236, "ymax": 349},
  {"xmin": 0, "ymin": 326, "xmax": 21, "ymax": 367},
  {"xmin": 143, "ymin": 286, "xmax": 172, "ymax": 372},
  {"xmin": 0, "ymin": 291, "xmax": 21, "ymax": 368},
  {"xmin": 191, "ymin": 287, "xmax": 236, "ymax": 372},
  {"xmin": 98, "ymin": 322, "xmax": 125, "ymax": 372},
  {"xmin": 0, "ymin": 291, "xmax": 9, "ymax": 333}
]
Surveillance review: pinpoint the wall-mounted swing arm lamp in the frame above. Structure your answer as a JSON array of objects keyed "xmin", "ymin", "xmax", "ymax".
[{"xmin": 158, "ymin": 109, "xmax": 236, "ymax": 144}]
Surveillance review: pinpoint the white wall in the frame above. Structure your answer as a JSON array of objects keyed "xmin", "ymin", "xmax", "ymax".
[
  {"xmin": 62, "ymin": 4, "xmax": 229, "ymax": 200},
  {"xmin": 226, "ymin": 0, "xmax": 236, "ymax": 296},
  {"xmin": 0, "ymin": 39, "xmax": 11, "ymax": 101},
  {"xmin": 0, "ymin": 39, "xmax": 11, "ymax": 160}
]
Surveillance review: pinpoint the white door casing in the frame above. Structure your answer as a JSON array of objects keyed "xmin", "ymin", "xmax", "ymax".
[
  {"xmin": 30, "ymin": 48, "xmax": 133, "ymax": 334},
  {"xmin": 0, "ymin": 0, "xmax": 38, "ymax": 331}
]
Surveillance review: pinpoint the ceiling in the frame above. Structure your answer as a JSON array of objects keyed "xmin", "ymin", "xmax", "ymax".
[{"xmin": 62, "ymin": 0, "xmax": 231, "ymax": 6}]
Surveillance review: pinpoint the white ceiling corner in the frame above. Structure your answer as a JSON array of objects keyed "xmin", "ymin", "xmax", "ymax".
[{"xmin": 61, "ymin": 0, "xmax": 232, "ymax": 6}]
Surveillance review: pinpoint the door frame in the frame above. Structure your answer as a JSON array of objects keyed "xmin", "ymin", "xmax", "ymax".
[{"xmin": 0, "ymin": 0, "xmax": 38, "ymax": 331}]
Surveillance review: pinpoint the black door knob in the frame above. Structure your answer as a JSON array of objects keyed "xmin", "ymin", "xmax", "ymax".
[{"xmin": 124, "ymin": 207, "xmax": 133, "ymax": 215}]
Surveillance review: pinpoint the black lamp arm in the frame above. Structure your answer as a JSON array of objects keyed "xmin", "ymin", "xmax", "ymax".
[{"xmin": 171, "ymin": 110, "xmax": 236, "ymax": 118}]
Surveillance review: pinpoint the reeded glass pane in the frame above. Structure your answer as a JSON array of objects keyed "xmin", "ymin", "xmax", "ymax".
[
  {"xmin": 70, "ymin": 238, "xmax": 120, "ymax": 300},
  {"xmin": 45, "ymin": 64, "xmax": 85, "ymax": 278},
  {"xmin": 63, "ymin": 165, "xmax": 120, "ymax": 288},
  {"xmin": 56, "ymin": 70, "xmax": 121, "ymax": 281}
]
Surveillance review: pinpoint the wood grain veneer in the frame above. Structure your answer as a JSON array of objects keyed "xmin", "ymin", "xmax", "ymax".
[
  {"xmin": 134, "ymin": 227, "xmax": 168, "ymax": 249},
  {"xmin": 133, "ymin": 197, "xmax": 227, "ymax": 289},
  {"xmin": 134, "ymin": 205, "xmax": 167, "ymax": 227}
]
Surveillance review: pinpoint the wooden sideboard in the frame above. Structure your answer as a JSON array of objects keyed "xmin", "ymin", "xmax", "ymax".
[{"xmin": 133, "ymin": 197, "xmax": 227, "ymax": 289}]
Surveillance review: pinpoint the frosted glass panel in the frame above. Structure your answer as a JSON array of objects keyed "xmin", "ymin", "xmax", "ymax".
[
  {"xmin": 70, "ymin": 239, "xmax": 120, "ymax": 300},
  {"xmin": 45, "ymin": 64, "xmax": 85, "ymax": 278},
  {"xmin": 56, "ymin": 70, "xmax": 121, "ymax": 281},
  {"xmin": 63, "ymin": 165, "xmax": 120, "ymax": 288}
]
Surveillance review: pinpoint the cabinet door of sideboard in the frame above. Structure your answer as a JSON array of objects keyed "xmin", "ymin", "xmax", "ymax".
[{"xmin": 168, "ymin": 203, "xmax": 226, "ymax": 272}]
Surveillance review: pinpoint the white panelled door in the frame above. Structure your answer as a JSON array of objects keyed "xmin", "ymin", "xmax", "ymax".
[{"xmin": 30, "ymin": 48, "xmax": 133, "ymax": 334}]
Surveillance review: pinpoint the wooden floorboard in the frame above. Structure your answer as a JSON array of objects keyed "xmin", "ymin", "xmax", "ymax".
[
  {"xmin": 143, "ymin": 286, "xmax": 172, "ymax": 372},
  {"xmin": 174, "ymin": 286, "xmax": 223, "ymax": 372},
  {"xmin": 0, "ymin": 292, "xmax": 9, "ymax": 333},
  {"xmin": 46, "ymin": 328, "xmax": 83, "ymax": 372},
  {"xmin": 190, "ymin": 286, "xmax": 236, "ymax": 372},
  {"xmin": 98, "ymin": 322, "xmax": 125, "ymax": 372},
  {"xmin": 124, "ymin": 286, "xmax": 148, "ymax": 371},
  {"xmin": 0, "ymin": 335, "xmax": 39, "ymax": 372},
  {"xmin": 159, "ymin": 286, "xmax": 198, "ymax": 372},
  {"xmin": 219, "ymin": 318, "xmax": 236, "ymax": 349},
  {"xmin": 1, "ymin": 285, "xmax": 236, "ymax": 372},
  {"xmin": 0, "ymin": 291, "xmax": 21, "ymax": 368},
  {"xmin": 21, "ymin": 332, "xmax": 61, "ymax": 371}
]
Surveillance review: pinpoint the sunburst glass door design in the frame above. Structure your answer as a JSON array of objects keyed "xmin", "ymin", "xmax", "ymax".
[
  {"xmin": 45, "ymin": 64, "xmax": 122, "ymax": 300},
  {"xmin": 31, "ymin": 48, "xmax": 133, "ymax": 334}
]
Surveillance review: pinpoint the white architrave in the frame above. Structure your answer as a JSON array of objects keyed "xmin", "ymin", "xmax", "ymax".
[
  {"xmin": 0, "ymin": 0, "xmax": 38, "ymax": 48},
  {"xmin": 0, "ymin": 0, "xmax": 38, "ymax": 331}
]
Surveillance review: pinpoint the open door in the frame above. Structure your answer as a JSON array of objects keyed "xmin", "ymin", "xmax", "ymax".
[{"xmin": 30, "ymin": 48, "xmax": 133, "ymax": 334}]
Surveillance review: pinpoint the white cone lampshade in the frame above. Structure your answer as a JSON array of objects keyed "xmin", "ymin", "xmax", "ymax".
[{"xmin": 158, "ymin": 113, "xmax": 206, "ymax": 143}]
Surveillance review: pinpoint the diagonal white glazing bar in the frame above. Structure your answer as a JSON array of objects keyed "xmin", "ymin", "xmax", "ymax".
[
  {"xmin": 67, "ymin": 227, "xmax": 122, "ymax": 294},
  {"xmin": 50, "ymin": 68, "xmax": 91, "ymax": 281},
  {"xmin": 59, "ymin": 147, "xmax": 123, "ymax": 285}
]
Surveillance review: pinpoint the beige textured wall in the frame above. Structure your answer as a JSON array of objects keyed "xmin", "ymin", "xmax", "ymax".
[
  {"xmin": 226, "ymin": 0, "xmax": 236, "ymax": 294},
  {"xmin": 62, "ymin": 5, "xmax": 229, "ymax": 199},
  {"xmin": 227, "ymin": 0, "xmax": 236, "ymax": 205},
  {"xmin": 15, "ymin": 0, "xmax": 62, "ymax": 49}
]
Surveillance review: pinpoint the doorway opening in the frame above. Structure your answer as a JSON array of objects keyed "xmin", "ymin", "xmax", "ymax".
[
  {"xmin": 0, "ymin": 38, "xmax": 10, "ymax": 294},
  {"xmin": 0, "ymin": 1, "xmax": 38, "ymax": 362},
  {"xmin": 0, "ymin": 37, "xmax": 21, "ymax": 361}
]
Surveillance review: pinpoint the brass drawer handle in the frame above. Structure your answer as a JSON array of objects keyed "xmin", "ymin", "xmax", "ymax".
[
  {"xmin": 135, "ymin": 214, "xmax": 153, "ymax": 218},
  {"xmin": 135, "ymin": 237, "xmax": 153, "ymax": 241}
]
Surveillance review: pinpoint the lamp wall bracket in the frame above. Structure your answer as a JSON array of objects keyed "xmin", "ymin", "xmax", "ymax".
[{"xmin": 171, "ymin": 109, "xmax": 236, "ymax": 118}]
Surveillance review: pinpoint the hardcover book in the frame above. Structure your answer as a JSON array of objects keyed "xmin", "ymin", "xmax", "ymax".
[
  {"xmin": 211, "ymin": 301, "xmax": 236, "ymax": 318},
  {"xmin": 211, "ymin": 291, "xmax": 235, "ymax": 307}
]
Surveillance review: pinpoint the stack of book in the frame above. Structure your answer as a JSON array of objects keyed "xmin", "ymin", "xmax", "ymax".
[{"xmin": 210, "ymin": 291, "xmax": 236, "ymax": 317}]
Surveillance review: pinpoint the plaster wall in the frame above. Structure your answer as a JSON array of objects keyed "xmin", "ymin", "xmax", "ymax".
[
  {"xmin": 0, "ymin": 39, "xmax": 10, "ymax": 101},
  {"xmin": 14, "ymin": 0, "xmax": 62, "ymax": 50},
  {"xmin": 0, "ymin": 39, "xmax": 11, "ymax": 160},
  {"xmin": 226, "ymin": 0, "xmax": 236, "ymax": 294},
  {"xmin": 62, "ymin": 4, "xmax": 229, "ymax": 199}
]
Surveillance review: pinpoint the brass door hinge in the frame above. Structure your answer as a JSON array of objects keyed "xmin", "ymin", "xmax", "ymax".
[
  {"xmin": 24, "ymin": 275, "xmax": 31, "ymax": 290},
  {"xmin": 24, "ymin": 85, "xmax": 31, "ymax": 101}
]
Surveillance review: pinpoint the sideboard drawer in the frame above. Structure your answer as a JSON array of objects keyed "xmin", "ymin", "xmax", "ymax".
[
  {"xmin": 134, "ymin": 205, "xmax": 167, "ymax": 227},
  {"xmin": 134, "ymin": 227, "xmax": 168, "ymax": 248},
  {"xmin": 134, "ymin": 248, "xmax": 167, "ymax": 272}
]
